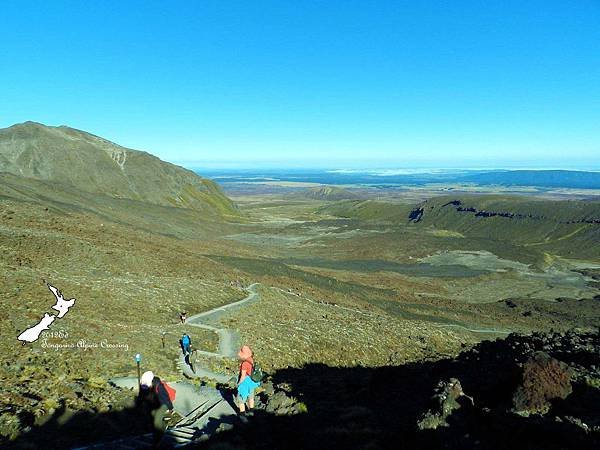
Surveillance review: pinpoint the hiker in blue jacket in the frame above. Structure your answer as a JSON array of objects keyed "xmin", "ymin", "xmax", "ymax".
[{"xmin": 180, "ymin": 333, "xmax": 192, "ymax": 356}]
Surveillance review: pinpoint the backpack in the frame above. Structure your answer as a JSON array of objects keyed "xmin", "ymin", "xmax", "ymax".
[
  {"xmin": 250, "ymin": 361, "xmax": 264, "ymax": 383},
  {"xmin": 157, "ymin": 381, "xmax": 177, "ymax": 402},
  {"xmin": 182, "ymin": 335, "xmax": 190, "ymax": 346}
]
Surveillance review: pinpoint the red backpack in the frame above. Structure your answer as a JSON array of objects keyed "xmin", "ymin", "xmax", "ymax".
[{"xmin": 157, "ymin": 380, "xmax": 177, "ymax": 402}]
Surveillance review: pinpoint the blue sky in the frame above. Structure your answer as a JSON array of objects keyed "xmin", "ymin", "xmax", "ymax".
[{"xmin": 1, "ymin": 1, "xmax": 599, "ymax": 169}]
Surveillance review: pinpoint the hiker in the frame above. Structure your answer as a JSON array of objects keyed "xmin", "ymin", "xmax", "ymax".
[
  {"xmin": 180, "ymin": 333, "xmax": 192, "ymax": 356},
  {"xmin": 237, "ymin": 345, "xmax": 261, "ymax": 414},
  {"xmin": 179, "ymin": 312, "xmax": 187, "ymax": 324},
  {"xmin": 139, "ymin": 371, "xmax": 176, "ymax": 447}
]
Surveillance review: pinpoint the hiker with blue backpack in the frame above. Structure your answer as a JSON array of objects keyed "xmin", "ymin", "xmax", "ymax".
[
  {"xmin": 237, "ymin": 345, "xmax": 263, "ymax": 414},
  {"xmin": 180, "ymin": 333, "xmax": 194, "ymax": 372},
  {"xmin": 180, "ymin": 333, "xmax": 192, "ymax": 356}
]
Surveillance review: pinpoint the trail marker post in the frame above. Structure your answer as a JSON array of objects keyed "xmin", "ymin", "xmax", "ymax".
[{"xmin": 135, "ymin": 353, "xmax": 141, "ymax": 388}]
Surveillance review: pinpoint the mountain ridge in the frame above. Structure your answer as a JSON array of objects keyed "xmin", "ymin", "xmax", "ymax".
[{"xmin": 0, "ymin": 122, "xmax": 237, "ymax": 217}]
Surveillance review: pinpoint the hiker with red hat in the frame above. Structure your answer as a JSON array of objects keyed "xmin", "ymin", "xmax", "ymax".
[{"xmin": 237, "ymin": 345, "xmax": 262, "ymax": 414}]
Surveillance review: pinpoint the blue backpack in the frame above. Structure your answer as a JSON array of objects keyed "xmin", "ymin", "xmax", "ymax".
[{"xmin": 182, "ymin": 335, "xmax": 190, "ymax": 346}]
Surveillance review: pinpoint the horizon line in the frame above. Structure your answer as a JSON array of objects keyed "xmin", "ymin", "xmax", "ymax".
[{"xmin": 180, "ymin": 165, "xmax": 600, "ymax": 173}]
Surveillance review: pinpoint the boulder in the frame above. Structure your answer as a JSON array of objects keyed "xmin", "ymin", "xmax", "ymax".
[
  {"xmin": 417, "ymin": 378, "xmax": 473, "ymax": 430},
  {"xmin": 262, "ymin": 384, "xmax": 307, "ymax": 416},
  {"xmin": 265, "ymin": 390, "xmax": 298, "ymax": 416}
]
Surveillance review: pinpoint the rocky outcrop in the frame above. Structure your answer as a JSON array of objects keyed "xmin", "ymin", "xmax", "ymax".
[
  {"xmin": 258, "ymin": 381, "xmax": 306, "ymax": 416},
  {"xmin": 409, "ymin": 196, "xmax": 600, "ymax": 225},
  {"xmin": 408, "ymin": 207, "xmax": 424, "ymax": 222},
  {"xmin": 443, "ymin": 200, "xmax": 545, "ymax": 221},
  {"xmin": 439, "ymin": 198, "xmax": 598, "ymax": 224},
  {"xmin": 417, "ymin": 378, "xmax": 474, "ymax": 430}
]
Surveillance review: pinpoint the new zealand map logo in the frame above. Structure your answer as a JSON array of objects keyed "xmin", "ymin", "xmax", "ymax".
[{"xmin": 17, "ymin": 283, "xmax": 76, "ymax": 344}]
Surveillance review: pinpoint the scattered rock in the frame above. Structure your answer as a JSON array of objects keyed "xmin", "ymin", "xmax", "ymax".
[{"xmin": 563, "ymin": 415, "xmax": 589, "ymax": 432}]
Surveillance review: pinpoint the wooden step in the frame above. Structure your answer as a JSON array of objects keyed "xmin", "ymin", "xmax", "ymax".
[{"xmin": 72, "ymin": 397, "xmax": 229, "ymax": 449}]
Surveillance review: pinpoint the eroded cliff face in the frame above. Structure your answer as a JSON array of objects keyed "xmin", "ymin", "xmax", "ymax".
[{"xmin": 414, "ymin": 199, "xmax": 600, "ymax": 224}]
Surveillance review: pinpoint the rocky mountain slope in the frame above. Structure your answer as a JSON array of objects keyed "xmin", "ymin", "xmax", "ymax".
[{"xmin": 0, "ymin": 122, "xmax": 237, "ymax": 217}]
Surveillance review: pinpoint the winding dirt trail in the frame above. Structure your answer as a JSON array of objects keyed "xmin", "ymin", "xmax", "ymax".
[
  {"xmin": 104, "ymin": 284, "xmax": 262, "ymax": 448},
  {"xmin": 433, "ymin": 323, "xmax": 511, "ymax": 335},
  {"xmin": 180, "ymin": 283, "xmax": 261, "ymax": 382}
]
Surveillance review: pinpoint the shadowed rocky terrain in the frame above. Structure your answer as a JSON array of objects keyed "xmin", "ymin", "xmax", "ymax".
[{"xmin": 195, "ymin": 330, "xmax": 600, "ymax": 450}]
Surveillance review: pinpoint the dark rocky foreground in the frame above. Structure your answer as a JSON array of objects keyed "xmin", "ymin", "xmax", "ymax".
[
  {"xmin": 2, "ymin": 330, "xmax": 598, "ymax": 449},
  {"xmin": 199, "ymin": 330, "xmax": 600, "ymax": 450}
]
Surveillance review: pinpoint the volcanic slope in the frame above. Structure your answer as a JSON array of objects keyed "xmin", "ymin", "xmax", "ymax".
[{"xmin": 0, "ymin": 121, "xmax": 237, "ymax": 217}]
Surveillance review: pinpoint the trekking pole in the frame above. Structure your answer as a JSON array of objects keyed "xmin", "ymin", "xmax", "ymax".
[{"xmin": 135, "ymin": 353, "xmax": 142, "ymax": 389}]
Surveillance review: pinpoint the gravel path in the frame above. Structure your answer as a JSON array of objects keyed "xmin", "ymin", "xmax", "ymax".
[
  {"xmin": 103, "ymin": 286, "xmax": 262, "ymax": 448},
  {"xmin": 180, "ymin": 283, "xmax": 261, "ymax": 382}
]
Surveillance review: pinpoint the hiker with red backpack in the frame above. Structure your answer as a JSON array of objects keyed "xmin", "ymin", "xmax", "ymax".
[
  {"xmin": 236, "ymin": 345, "xmax": 263, "ymax": 415},
  {"xmin": 139, "ymin": 371, "xmax": 176, "ymax": 447}
]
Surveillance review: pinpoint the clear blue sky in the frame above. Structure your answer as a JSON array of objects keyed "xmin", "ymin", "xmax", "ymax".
[{"xmin": 1, "ymin": 1, "xmax": 599, "ymax": 169}]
